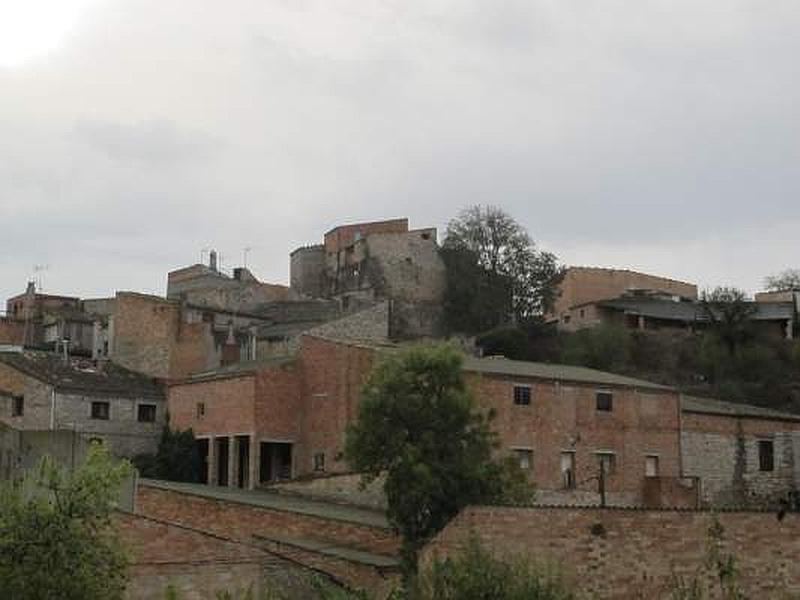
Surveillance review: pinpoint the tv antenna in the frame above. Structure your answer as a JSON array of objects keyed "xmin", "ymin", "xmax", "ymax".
[
  {"xmin": 33, "ymin": 264, "xmax": 50, "ymax": 291},
  {"xmin": 243, "ymin": 246, "xmax": 253, "ymax": 268}
]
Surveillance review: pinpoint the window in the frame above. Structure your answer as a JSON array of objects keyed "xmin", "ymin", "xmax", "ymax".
[
  {"xmin": 596, "ymin": 452, "xmax": 616, "ymax": 476},
  {"xmin": 513, "ymin": 385, "xmax": 531, "ymax": 406},
  {"xmin": 11, "ymin": 395, "xmax": 24, "ymax": 417},
  {"xmin": 560, "ymin": 451, "xmax": 576, "ymax": 489},
  {"xmin": 91, "ymin": 401, "xmax": 110, "ymax": 420},
  {"xmin": 137, "ymin": 404, "xmax": 157, "ymax": 423},
  {"xmin": 645, "ymin": 455, "xmax": 659, "ymax": 478},
  {"xmin": 313, "ymin": 452, "xmax": 326, "ymax": 472},
  {"xmin": 514, "ymin": 448, "xmax": 533, "ymax": 470},
  {"xmin": 758, "ymin": 440, "xmax": 774, "ymax": 472},
  {"xmin": 196, "ymin": 402, "xmax": 206, "ymax": 419},
  {"xmin": 596, "ymin": 391, "xmax": 613, "ymax": 412}
]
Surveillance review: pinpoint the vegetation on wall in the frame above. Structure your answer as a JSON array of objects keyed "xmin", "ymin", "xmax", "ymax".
[
  {"xmin": 345, "ymin": 344, "xmax": 534, "ymax": 573},
  {"xmin": 133, "ymin": 424, "xmax": 202, "ymax": 483},
  {"xmin": 0, "ymin": 443, "xmax": 132, "ymax": 600}
]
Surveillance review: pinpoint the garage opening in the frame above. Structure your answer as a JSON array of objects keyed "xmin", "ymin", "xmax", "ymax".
[
  {"xmin": 196, "ymin": 438, "xmax": 209, "ymax": 484},
  {"xmin": 259, "ymin": 442, "xmax": 292, "ymax": 483},
  {"xmin": 236, "ymin": 435, "xmax": 250, "ymax": 488}
]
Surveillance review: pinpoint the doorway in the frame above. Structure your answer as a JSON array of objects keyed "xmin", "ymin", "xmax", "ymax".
[
  {"xmin": 259, "ymin": 442, "xmax": 292, "ymax": 483},
  {"xmin": 216, "ymin": 437, "xmax": 229, "ymax": 486}
]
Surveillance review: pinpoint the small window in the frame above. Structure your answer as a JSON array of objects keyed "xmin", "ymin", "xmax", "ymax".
[
  {"xmin": 91, "ymin": 401, "xmax": 110, "ymax": 420},
  {"xmin": 513, "ymin": 385, "xmax": 531, "ymax": 406},
  {"xmin": 514, "ymin": 448, "xmax": 533, "ymax": 470},
  {"xmin": 560, "ymin": 452, "xmax": 576, "ymax": 489},
  {"xmin": 597, "ymin": 452, "xmax": 616, "ymax": 476},
  {"xmin": 11, "ymin": 395, "xmax": 24, "ymax": 417},
  {"xmin": 196, "ymin": 402, "xmax": 206, "ymax": 419},
  {"xmin": 137, "ymin": 404, "xmax": 157, "ymax": 423},
  {"xmin": 596, "ymin": 392, "xmax": 613, "ymax": 412},
  {"xmin": 562, "ymin": 314, "xmax": 571, "ymax": 324},
  {"xmin": 645, "ymin": 455, "xmax": 659, "ymax": 478},
  {"xmin": 758, "ymin": 440, "xmax": 774, "ymax": 472},
  {"xmin": 579, "ymin": 309, "xmax": 585, "ymax": 318},
  {"xmin": 313, "ymin": 452, "xmax": 326, "ymax": 472}
]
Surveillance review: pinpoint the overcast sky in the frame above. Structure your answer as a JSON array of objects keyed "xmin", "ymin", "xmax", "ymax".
[{"xmin": 1, "ymin": 0, "xmax": 798, "ymax": 304}]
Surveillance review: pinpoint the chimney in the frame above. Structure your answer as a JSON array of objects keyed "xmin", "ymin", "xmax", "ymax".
[{"xmin": 209, "ymin": 250, "xmax": 218, "ymax": 272}]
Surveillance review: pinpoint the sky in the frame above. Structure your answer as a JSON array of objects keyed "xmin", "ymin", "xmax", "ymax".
[{"xmin": 1, "ymin": 0, "xmax": 799, "ymax": 305}]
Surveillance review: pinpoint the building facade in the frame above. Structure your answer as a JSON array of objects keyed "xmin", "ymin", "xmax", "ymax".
[{"xmin": 0, "ymin": 349, "xmax": 165, "ymax": 458}]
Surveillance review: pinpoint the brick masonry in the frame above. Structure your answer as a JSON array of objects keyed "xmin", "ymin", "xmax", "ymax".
[
  {"xmin": 423, "ymin": 505, "xmax": 800, "ymax": 599},
  {"xmin": 116, "ymin": 511, "xmax": 266, "ymax": 599}
]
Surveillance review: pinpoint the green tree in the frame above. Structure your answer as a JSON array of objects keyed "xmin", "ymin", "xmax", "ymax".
[
  {"xmin": 413, "ymin": 535, "xmax": 574, "ymax": 600},
  {"xmin": 442, "ymin": 206, "xmax": 564, "ymax": 331},
  {"xmin": 345, "ymin": 345, "xmax": 534, "ymax": 572},
  {"xmin": 133, "ymin": 424, "xmax": 202, "ymax": 482},
  {"xmin": 0, "ymin": 442, "xmax": 132, "ymax": 599}
]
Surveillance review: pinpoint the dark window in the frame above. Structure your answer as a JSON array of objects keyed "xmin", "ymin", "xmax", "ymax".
[
  {"xmin": 513, "ymin": 385, "xmax": 531, "ymax": 406},
  {"xmin": 596, "ymin": 392, "xmax": 613, "ymax": 411},
  {"xmin": 597, "ymin": 452, "xmax": 616, "ymax": 476},
  {"xmin": 514, "ymin": 448, "xmax": 533, "ymax": 470},
  {"xmin": 137, "ymin": 404, "xmax": 157, "ymax": 423},
  {"xmin": 11, "ymin": 395, "xmax": 24, "ymax": 417},
  {"xmin": 196, "ymin": 402, "xmax": 206, "ymax": 419},
  {"xmin": 91, "ymin": 401, "xmax": 110, "ymax": 420},
  {"xmin": 313, "ymin": 452, "xmax": 326, "ymax": 472},
  {"xmin": 758, "ymin": 440, "xmax": 774, "ymax": 472}
]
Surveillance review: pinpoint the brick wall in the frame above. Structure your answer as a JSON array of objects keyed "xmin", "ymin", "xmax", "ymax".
[
  {"xmin": 297, "ymin": 335, "xmax": 377, "ymax": 476},
  {"xmin": 136, "ymin": 484, "xmax": 400, "ymax": 555},
  {"xmin": 0, "ymin": 318, "xmax": 24, "ymax": 345},
  {"xmin": 170, "ymin": 374, "xmax": 256, "ymax": 436},
  {"xmin": 468, "ymin": 372, "xmax": 683, "ymax": 505},
  {"xmin": 113, "ymin": 293, "xmax": 181, "ymax": 379},
  {"xmin": 423, "ymin": 505, "xmax": 800, "ymax": 599},
  {"xmin": 682, "ymin": 411, "xmax": 800, "ymax": 506},
  {"xmin": 324, "ymin": 219, "xmax": 409, "ymax": 254},
  {"xmin": 116, "ymin": 511, "xmax": 266, "ymax": 599}
]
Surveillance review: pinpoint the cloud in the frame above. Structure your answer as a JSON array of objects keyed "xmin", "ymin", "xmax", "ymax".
[{"xmin": 1, "ymin": 0, "xmax": 799, "ymax": 304}]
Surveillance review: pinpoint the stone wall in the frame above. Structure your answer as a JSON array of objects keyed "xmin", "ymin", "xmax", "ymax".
[
  {"xmin": 290, "ymin": 245, "xmax": 327, "ymax": 299},
  {"xmin": 269, "ymin": 472, "xmax": 388, "ymax": 510},
  {"xmin": 305, "ymin": 303, "xmax": 390, "ymax": 344},
  {"xmin": 681, "ymin": 411, "xmax": 800, "ymax": 507},
  {"xmin": 423, "ymin": 505, "xmax": 800, "ymax": 599}
]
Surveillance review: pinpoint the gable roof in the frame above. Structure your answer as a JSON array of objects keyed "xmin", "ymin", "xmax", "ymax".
[
  {"xmin": 681, "ymin": 395, "xmax": 800, "ymax": 422},
  {"xmin": 0, "ymin": 351, "xmax": 164, "ymax": 399},
  {"xmin": 462, "ymin": 356, "xmax": 673, "ymax": 391}
]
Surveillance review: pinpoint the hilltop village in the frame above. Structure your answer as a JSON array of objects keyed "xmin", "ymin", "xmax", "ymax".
[{"xmin": 2, "ymin": 217, "xmax": 800, "ymax": 598}]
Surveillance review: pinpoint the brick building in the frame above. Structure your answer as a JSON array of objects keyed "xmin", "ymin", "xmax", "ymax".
[
  {"xmin": 0, "ymin": 349, "xmax": 165, "ymax": 458},
  {"xmin": 549, "ymin": 266, "xmax": 795, "ymax": 339}
]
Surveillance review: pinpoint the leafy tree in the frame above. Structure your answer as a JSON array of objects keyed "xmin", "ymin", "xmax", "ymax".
[
  {"xmin": 345, "ymin": 344, "xmax": 534, "ymax": 572},
  {"xmin": 700, "ymin": 288, "xmax": 757, "ymax": 355},
  {"xmin": 413, "ymin": 535, "xmax": 574, "ymax": 600},
  {"xmin": 561, "ymin": 325, "xmax": 633, "ymax": 372},
  {"xmin": 0, "ymin": 442, "xmax": 132, "ymax": 600},
  {"xmin": 764, "ymin": 269, "xmax": 800, "ymax": 291},
  {"xmin": 442, "ymin": 206, "xmax": 564, "ymax": 331},
  {"xmin": 133, "ymin": 424, "xmax": 202, "ymax": 482}
]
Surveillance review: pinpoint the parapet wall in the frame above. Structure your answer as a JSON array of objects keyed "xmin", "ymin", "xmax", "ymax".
[{"xmin": 423, "ymin": 505, "xmax": 800, "ymax": 599}]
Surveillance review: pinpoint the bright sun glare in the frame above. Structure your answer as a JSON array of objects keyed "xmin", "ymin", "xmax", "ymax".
[{"xmin": 0, "ymin": 0, "xmax": 99, "ymax": 68}]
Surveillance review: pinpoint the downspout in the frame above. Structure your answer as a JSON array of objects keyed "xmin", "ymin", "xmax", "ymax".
[{"xmin": 50, "ymin": 388, "xmax": 56, "ymax": 430}]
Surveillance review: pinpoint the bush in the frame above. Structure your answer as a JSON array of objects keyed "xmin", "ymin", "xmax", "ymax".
[{"xmin": 413, "ymin": 536, "xmax": 574, "ymax": 600}]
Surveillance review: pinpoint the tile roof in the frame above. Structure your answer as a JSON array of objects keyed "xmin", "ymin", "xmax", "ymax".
[
  {"xmin": 681, "ymin": 395, "xmax": 800, "ymax": 422},
  {"xmin": 462, "ymin": 356, "xmax": 673, "ymax": 391},
  {"xmin": 598, "ymin": 297, "xmax": 794, "ymax": 322},
  {"xmin": 184, "ymin": 355, "xmax": 296, "ymax": 383},
  {"xmin": 0, "ymin": 351, "xmax": 164, "ymax": 399}
]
